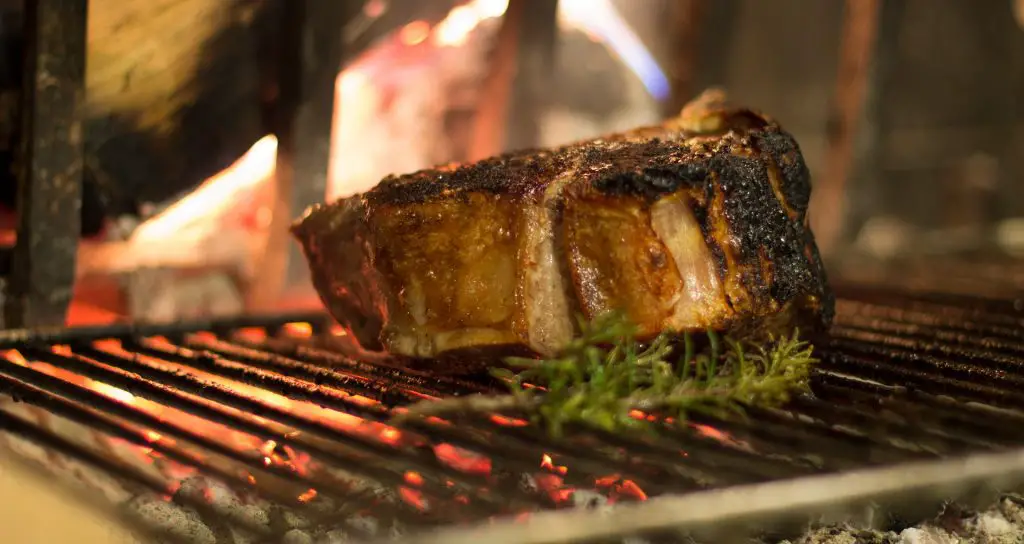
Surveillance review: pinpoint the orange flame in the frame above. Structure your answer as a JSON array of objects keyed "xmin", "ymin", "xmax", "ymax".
[
  {"xmin": 131, "ymin": 135, "xmax": 278, "ymax": 243},
  {"xmin": 282, "ymin": 322, "xmax": 313, "ymax": 338},
  {"xmin": 540, "ymin": 453, "xmax": 567, "ymax": 475},
  {"xmin": 404, "ymin": 471, "xmax": 424, "ymax": 486}
]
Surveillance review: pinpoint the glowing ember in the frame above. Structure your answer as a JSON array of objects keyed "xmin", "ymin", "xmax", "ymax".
[
  {"xmin": 297, "ymin": 488, "xmax": 318, "ymax": 503},
  {"xmin": 629, "ymin": 410, "xmax": 741, "ymax": 449},
  {"xmin": 533, "ymin": 472, "xmax": 573, "ymax": 503},
  {"xmin": 614, "ymin": 479, "xmax": 647, "ymax": 501},
  {"xmin": 434, "ymin": 444, "xmax": 491, "ymax": 475},
  {"xmin": 259, "ymin": 440, "xmax": 278, "ymax": 456},
  {"xmin": 693, "ymin": 423, "xmax": 729, "ymax": 442},
  {"xmin": 93, "ymin": 383, "xmax": 135, "ymax": 404},
  {"xmin": 2, "ymin": 350, "xmax": 28, "ymax": 366},
  {"xmin": 378, "ymin": 427, "xmax": 403, "ymax": 446},
  {"xmin": 399, "ymin": 487, "xmax": 427, "ymax": 510},
  {"xmin": 404, "ymin": 471, "xmax": 424, "ymax": 486},
  {"xmin": 540, "ymin": 453, "xmax": 567, "ymax": 475},
  {"xmin": 235, "ymin": 327, "xmax": 268, "ymax": 341}
]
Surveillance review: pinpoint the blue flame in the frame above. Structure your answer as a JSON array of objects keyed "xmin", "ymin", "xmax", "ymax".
[{"xmin": 559, "ymin": 0, "xmax": 671, "ymax": 101}]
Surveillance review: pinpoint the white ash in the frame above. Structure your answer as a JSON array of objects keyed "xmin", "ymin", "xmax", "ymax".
[
  {"xmin": 571, "ymin": 489, "xmax": 610, "ymax": 510},
  {"xmin": 771, "ymin": 496, "xmax": 1024, "ymax": 544},
  {"xmin": 171, "ymin": 475, "xmax": 272, "ymax": 543},
  {"xmin": 345, "ymin": 514, "xmax": 381, "ymax": 536},
  {"xmin": 270, "ymin": 505, "xmax": 313, "ymax": 532},
  {"xmin": 124, "ymin": 495, "xmax": 219, "ymax": 544},
  {"xmin": 282, "ymin": 529, "xmax": 314, "ymax": 544},
  {"xmin": 314, "ymin": 529, "xmax": 355, "ymax": 544}
]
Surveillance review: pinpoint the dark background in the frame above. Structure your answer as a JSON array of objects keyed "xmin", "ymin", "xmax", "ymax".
[{"xmin": 0, "ymin": 0, "xmax": 1019, "ymax": 242}]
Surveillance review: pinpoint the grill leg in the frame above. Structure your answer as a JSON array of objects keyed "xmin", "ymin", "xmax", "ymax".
[{"xmin": 2, "ymin": 0, "xmax": 88, "ymax": 328}]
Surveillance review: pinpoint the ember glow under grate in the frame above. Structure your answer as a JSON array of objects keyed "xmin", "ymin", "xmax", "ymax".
[{"xmin": 0, "ymin": 286, "xmax": 1023, "ymax": 543}]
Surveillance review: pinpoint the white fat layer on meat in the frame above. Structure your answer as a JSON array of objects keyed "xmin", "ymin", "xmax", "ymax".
[
  {"xmin": 405, "ymin": 277, "xmax": 427, "ymax": 326},
  {"xmin": 433, "ymin": 328, "xmax": 515, "ymax": 353},
  {"xmin": 649, "ymin": 194, "xmax": 728, "ymax": 330},
  {"xmin": 523, "ymin": 169, "xmax": 579, "ymax": 356}
]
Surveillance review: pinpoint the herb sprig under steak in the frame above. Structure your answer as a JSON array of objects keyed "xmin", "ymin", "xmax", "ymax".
[{"xmin": 395, "ymin": 313, "xmax": 817, "ymax": 436}]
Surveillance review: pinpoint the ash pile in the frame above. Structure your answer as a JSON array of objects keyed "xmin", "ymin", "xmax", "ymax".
[
  {"xmin": 781, "ymin": 498, "xmax": 1024, "ymax": 544},
  {"xmin": 120, "ymin": 480, "xmax": 1024, "ymax": 544}
]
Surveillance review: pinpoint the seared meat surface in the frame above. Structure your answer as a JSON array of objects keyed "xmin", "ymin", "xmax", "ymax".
[{"xmin": 292, "ymin": 90, "xmax": 834, "ymax": 357}]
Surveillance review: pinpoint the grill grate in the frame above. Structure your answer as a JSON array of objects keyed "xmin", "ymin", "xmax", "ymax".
[{"xmin": 0, "ymin": 286, "xmax": 1022, "ymax": 543}]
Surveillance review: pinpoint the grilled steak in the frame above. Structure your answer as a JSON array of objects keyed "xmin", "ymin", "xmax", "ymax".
[{"xmin": 292, "ymin": 90, "xmax": 834, "ymax": 358}]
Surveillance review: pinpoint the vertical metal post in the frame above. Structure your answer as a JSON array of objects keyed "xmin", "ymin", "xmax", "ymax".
[
  {"xmin": 469, "ymin": 0, "xmax": 559, "ymax": 161},
  {"xmin": 250, "ymin": 0, "xmax": 351, "ymax": 311},
  {"xmin": 811, "ymin": 0, "xmax": 904, "ymax": 258},
  {"xmin": 3, "ymin": 0, "xmax": 88, "ymax": 328},
  {"xmin": 504, "ymin": 0, "xmax": 559, "ymax": 152},
  {"xmin": 687, "ymin": 0, "xmax": 740, "ymax": 103},
  {"xmin": 995, "ymin": 4, "xmax": 1024, "ymax": 222},
  {"xmin": 661, "ymin": 0, "xmax": 707, "ymax": 118},
  {"xmin": 468, "ymin": 0, "xmax": 525, "ymax": 162}
]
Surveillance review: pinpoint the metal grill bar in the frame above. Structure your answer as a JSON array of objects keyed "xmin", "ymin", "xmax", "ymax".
[
  {"xmin": 17, "ymin": 346, "xmax": 523, "ymax": 517},
  {"xmin": 0, "ymin": 367, "xmax": 362, "ymax": 509},
  {"xmin": 0, "ymin": 284, "xmax": 1022, "ymax": 543},
  {"xmin": 0, "ymin": 409, "xmax": 276, "ymax": 543}
]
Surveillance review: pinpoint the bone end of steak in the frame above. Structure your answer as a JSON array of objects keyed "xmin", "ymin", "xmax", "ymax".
[
  {"xmin": 291, "ymin": 91, "xmax": 834, "ymax": 358},
  {"xmin": 291, "ymin": 199, "xmax": 388, "ymax": 351}
]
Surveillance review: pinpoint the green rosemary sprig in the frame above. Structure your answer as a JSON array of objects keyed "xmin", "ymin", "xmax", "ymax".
[{"xmin": 393, "ymin": 313, "xmax": 817, "ymax": 437}]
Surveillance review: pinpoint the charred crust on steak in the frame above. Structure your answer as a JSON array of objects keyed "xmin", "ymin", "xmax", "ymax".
[
  {"xmin": 367, "ymin": 148, "xmax": 567, "ymax": 206},
  {"xmin": 572, "ymin": 128, "xmax": 830, "ymax": 332},
  {"xmin": 291, "ymin": 89, "xmax": 834, "ymax": 357}
]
